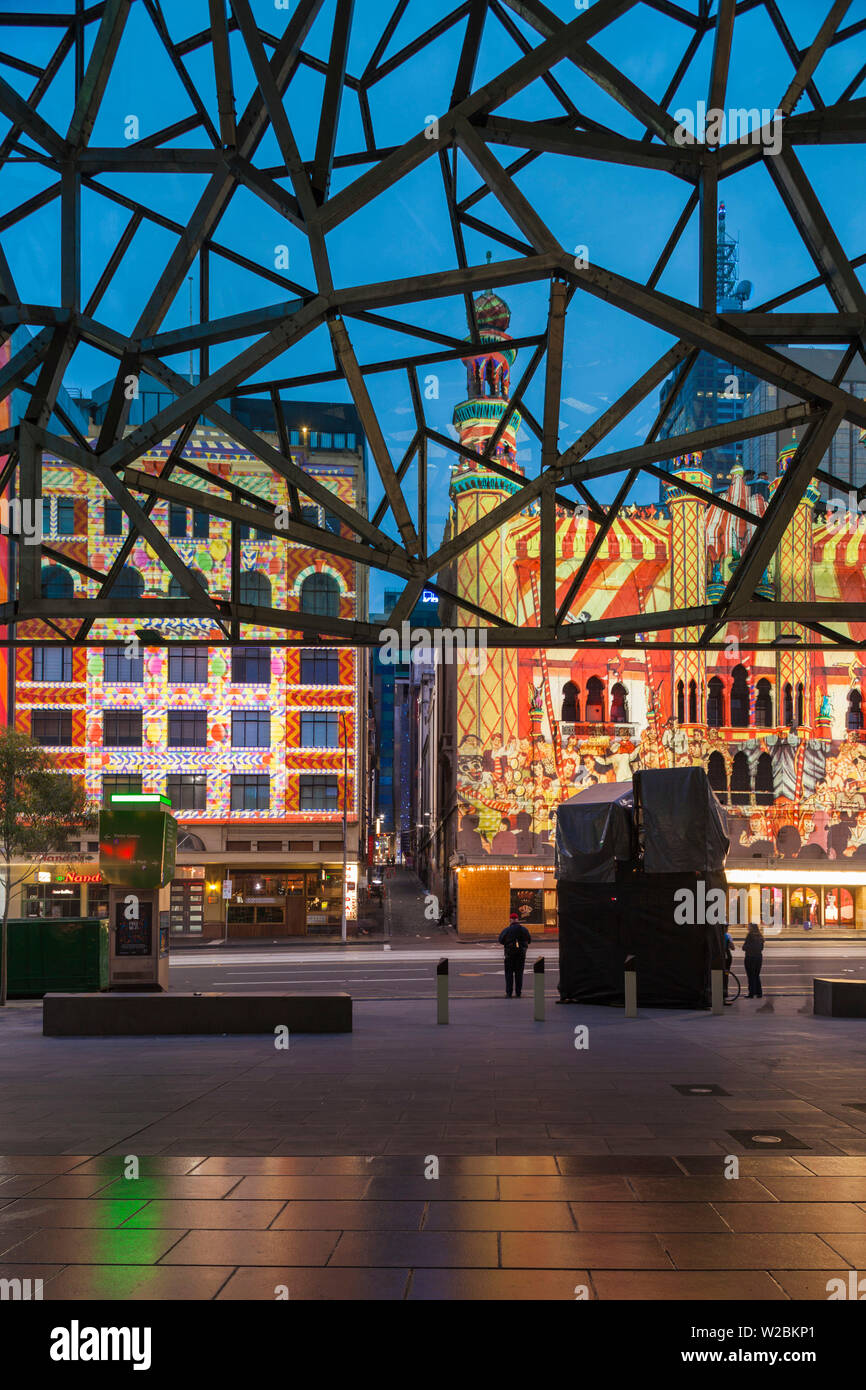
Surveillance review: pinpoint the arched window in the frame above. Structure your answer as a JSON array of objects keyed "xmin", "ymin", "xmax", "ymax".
[
  {"xmin": 585, "ymin": 675, "xmax": 605, "ymax": 723},
  {"xmin": 755, "ymin": 678, "xmax": 773, "ymax": 728},
  {"xmin": 730, "ymin": 665, "xmax": 750, "ymax": 727},
  {"xmin": 610, "ymin": 682, "xmax": 628, "ymax": 723},
  {"xmin": 783, "ymin": 682, "xmax": 794, "ymax": 727},
  {"xmin": 847, "ymin": 689, "xmax": 863, "ymax": 731},
  {"xmin": 730, "ymin": 750, "xmax": 751, "ymax": 805},
  {"xmin": 755, "ymin": 752, "xmax": 774, "ymax": 806},
  {"xmin": 239, "ymin": 570, "xmax": 271, "ymax": 606},
  {"xmin": 676, "ymin": 680, "xmax": 685, "ymax": 725},
  {"xmin": 168, "ymin": 568, "xmax": 208, "ymax": 599},
  {"xmin": 688, "ymin": 678, "xmax": 698, "ymax": 723},
  {"xmin": 707, "ymin": 751, "xmax": 727, "ymax": 804},
  {"xmin": 796, "ymin": 682, "xmax": 805, "ymax": 726},
  {"xmin": 40, "ymin": 564, "xmax": 74, "ymax": 599},
  {"xmin": 300, "ymin": 572, "xmax": 339, "ymax": 617},
  {"xmin": 561, "ymin": 681, "xmax": 579, "ymax": 722},
  {"xmin": 114, "ymin": 565, "xmax": 144, "ymax": 600},
  {"xmin": 707, "ymin": 676, "xmax": 725, "ymax": 728}
]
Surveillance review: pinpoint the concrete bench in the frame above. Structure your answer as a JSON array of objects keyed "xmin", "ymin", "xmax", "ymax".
[
  {"xmin": 813, "ymin": 978, "xmax": 866, "ymax": 1019},
  {"xmin": 43, "ymin": 991, "xmax": 352, "ymax": 1036}
]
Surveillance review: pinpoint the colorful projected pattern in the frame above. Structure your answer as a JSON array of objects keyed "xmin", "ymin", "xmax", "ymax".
[
  {"xmin": 14, "ymin": 428, "xmax": 360, "ymax": 824},
  {"xmin": 449, "ymin": 295, "xmax": 866, "ymax": 868}
]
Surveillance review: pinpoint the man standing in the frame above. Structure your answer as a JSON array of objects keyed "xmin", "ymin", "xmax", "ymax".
[{"xmin": 498, "ymin": 911, "xmax": 532, "ymax": 998}]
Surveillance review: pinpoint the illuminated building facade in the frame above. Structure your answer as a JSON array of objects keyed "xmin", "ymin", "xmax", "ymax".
[
  {"xmin": 438, "ymin": 292, "xmax": 866, "ymax": 937},
  {"xmin": 11, "ymin": 409, "xmax": 368, "ymax": 937}
]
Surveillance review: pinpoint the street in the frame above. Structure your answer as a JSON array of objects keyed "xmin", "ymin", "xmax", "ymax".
[{"xmin": 168, "ymin": 942, "xmax": 866, "ymax": 999}]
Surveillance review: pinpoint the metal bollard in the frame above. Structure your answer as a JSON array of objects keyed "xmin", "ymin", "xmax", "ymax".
[
  {"xmin": 436, "ymin": 957, "xmax": 448, "ymax": 1024},
  {"xmin": 711, "ymin": 968, "xmax": 724, "ymax": 1015},
  {"xmin": 624, "ymin": 969, "xmax": 637, "ymax": 1018},
  {"xmin": 533, "ymin": 957, "xmax": 545, "ymax": 1021}
]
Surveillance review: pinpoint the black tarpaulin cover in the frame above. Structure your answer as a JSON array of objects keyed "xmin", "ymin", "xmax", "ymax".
[
  {"xmin": 635, "ymin": 767, "xmax": 729, "ymax": 874},
  {"xmin": 557, "ymin": 875, "xmax": 726, "ymax": 1009},
  {"xmin": 555, "ymin": 782, "xmax": 634, "ymax": 883}
]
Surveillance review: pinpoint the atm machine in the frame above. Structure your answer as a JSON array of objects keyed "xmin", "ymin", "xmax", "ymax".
[{"xmin": 99, "ymin": 793, "xmax": 178, "ymax": 991}]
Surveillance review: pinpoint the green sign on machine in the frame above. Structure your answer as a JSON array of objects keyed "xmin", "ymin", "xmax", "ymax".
[{"xmin": 98, "ymin": 794, "xmax": 178, "ymax": 890}]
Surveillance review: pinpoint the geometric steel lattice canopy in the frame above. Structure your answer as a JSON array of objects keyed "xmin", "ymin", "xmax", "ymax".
[{"xmin": 1, "ymin": 1, "xmax": 866, "ymax": 647}]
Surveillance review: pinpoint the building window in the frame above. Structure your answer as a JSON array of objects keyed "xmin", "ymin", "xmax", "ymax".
[
  {"xmin": 755, "ymin": 678, "xmax": 773, "ymax": 728},
  {"xmin": 168, "ymin": 503, "xmax": 187, "ymax": 537},
  {"xmin": 33, "ymin": 645, "xmax": 72, "ymax": 682},
  {"xmin": 168, "ymin": 710, "xmax": 207, "ymax": 747},
  {"xmin": 784, "ymin": 682, "xmax": 794, "ymax": 727},
  {"xmin": 707, "ymin": 751, "xmax": 727, "ymax": 804},
  {"xmin": 231, "ymin": 774, "xmax": 270, "ymax": 811},
  {"xmin": 31, "ymin": 711, "xmax": 72, "ymax": 745},
  {"xmin": 166, "ymin": 774, "xmax": 207, "ymax": 811},
  {"xmin": 730, "ymin": 665, "xmax": 750, "ymax": 727},
  {"xmin": 114, "ymin": 565, "xmax": 144, "ymax": 600},
  {"xmin": 168, "ymin": 568, "xmax": 208, "ymax": 599},
  {"xmin": 168, "ymin": 646, "xmax": 208, "ymax": 684},
  {"xmin": 102, "ymin": 773, "xmax": 142, "ymax": 802},
  {"xmin": 232, "ymin": 710, "xmax": 271, "ymax": 748},
  {"xmin": 610, "ymin": 682, "xmax": 628, "ymax": 723},
  {"xmin": 585, "ymin": 675, "xmax": 605, "ymax": 723},
  {"xmin": 300, "ymin": 712, "xmax": 339, "ymax": 748},
  {"xmin": 299, "ymin": 775, "xmax": 340, "ymax": 811},
  {"xmin": 24, "ymin": 883, "xmax": 81, "ymax": 918},
  {"xmin": 104, "ymin": 647, "xmax": 143, "ymax": 682},
  {"xmin": 847, "ymin": 689, "xmax": 863, "ymax": 731},
  {"xmin": 239, "ymin": 570, "xmax": 271, "ymax": 606},
  {"xmin": 300, "ymin": 504, "xmax": 319, "ymax": 527},
  {"xmin": 300, "ymin": 572, "xmax": 339, "ymax": 617},
  {"xmin": 707, "ymin": 676, "xmax": 725, "ymax": 727},
  {"xmin": 192, "ymin": 508, "xmax": 210, "ymax": 538},
  {"xmin": 231, "ymin": 646, "xmax": 271, "ymax": 683},
  {"xmin": 41, "ymin": 565, "xmax": 74, "ymax": 599},
  {"xmin": 300, "ymin": 649, "xmax": 339, "ymax": 685},
  {"xmin": 561, "ymin": 681, "xmax": 579, "ymax": 722},
  {"xmin": 688, "ymin": 679, "xmax": 698, "ymax": 722},
  {"xmin": 55, "ymin": 498, "xmax": 75, "ymax": 534},
  {"xmin": 755, "ymin": 752, "xmax": 774, "ymax": 805},
  {"xmin": 730, "ymin": 750, "xmax": 751, "ymax": 806},
  {"xmin": 323, "ymin": 512, "xmax": 341, "ymax": 535},
  {"xmin": 104, "ymin": 500, "xmax": 123, "ymax": 536},
  {"xmin": 103, "ymin": 710, "xmax": 143, "ymax": 747},
  {"xmin": 676, "ymin": 680, "xmax": 684, "ymax": 724},
  {"xmin": 796, "ymin": 682, "xmax": 805, "ymax": 726}
]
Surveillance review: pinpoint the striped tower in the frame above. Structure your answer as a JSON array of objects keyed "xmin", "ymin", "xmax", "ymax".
[
  {"xmin": 450, "ymin": 289, "xmax": 523, "ymax": 752},
  {"xmin": 771, "ymin": 432, "xmax": 819, "ymax": 731},
  {"xmin": 666, "ymin": 454, "xmax": 709, "ymax": 719}
]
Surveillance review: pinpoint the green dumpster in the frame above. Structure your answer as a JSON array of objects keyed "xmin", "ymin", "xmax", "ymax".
[{"xmin": 6, "ymin": 918, "xmax": 110, "ymax": 997}]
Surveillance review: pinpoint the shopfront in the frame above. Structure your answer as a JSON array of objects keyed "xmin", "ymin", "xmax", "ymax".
[
  {"xmin": 166, "ymin": 863, "xmax": 357, "ymax": 939},
  {"xmin": 455, "ymin": 865, "xmax": 557, "ymax": 936},
  {"xmin": 726, "ymin": 870, "xmax": 866, "ymax": 932},
  {"xmin": 20, "ymin": 867, "xmax": 106, "ymax": 920}
]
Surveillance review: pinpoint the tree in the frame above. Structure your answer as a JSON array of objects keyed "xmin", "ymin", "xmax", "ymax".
[{"xmin": 0, "ymin": 729, "xmax": 94, "ymax": 1006}]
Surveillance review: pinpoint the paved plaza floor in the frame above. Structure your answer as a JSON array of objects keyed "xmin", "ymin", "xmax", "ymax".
[{"xmin": 1, "ymin": 995, "xmax": 866, "ymax": 1299}]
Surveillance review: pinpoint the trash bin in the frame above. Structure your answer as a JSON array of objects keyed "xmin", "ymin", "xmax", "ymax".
[{"xmin": 6, "ymin": 918, "xmax": 110, "ymax": 997}]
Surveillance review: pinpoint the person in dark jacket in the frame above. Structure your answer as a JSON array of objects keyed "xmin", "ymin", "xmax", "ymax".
[
  {"xmin": 498, "ymin": 912, "xmax": 532, "ymax": 998},
  {"xmin": 723, "ymin": 931, "xmax": 734, "ymax": 1000},
  {"xmin": 743, "ymin": 922, "xmax": 764, "ymax": 998}
]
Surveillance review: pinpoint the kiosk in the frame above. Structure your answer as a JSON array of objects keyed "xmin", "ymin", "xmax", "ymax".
[{"xmin": 98, "ymin": 793, "xmax": 177, "ymax": 991}]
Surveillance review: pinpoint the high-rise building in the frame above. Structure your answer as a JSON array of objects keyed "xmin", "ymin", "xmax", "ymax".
[{"xmin": 657, "ymin": 204, "xmax": 758, "ymax": 496}]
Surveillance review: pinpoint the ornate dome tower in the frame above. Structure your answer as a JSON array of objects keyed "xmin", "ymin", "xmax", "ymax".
[{"xmin": 449, "ymin": 287, "xmax": 522, "ymax": 755}]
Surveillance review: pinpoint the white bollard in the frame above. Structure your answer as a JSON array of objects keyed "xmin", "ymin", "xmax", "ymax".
[{"xmin": 624, "ymin": 969, "xmax": 637, "ymax": 1019}]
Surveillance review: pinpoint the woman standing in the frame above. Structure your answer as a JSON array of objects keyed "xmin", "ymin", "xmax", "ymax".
[{"xmin": 743, "ymin": 922, "xmax": 765, "ymax": 999}]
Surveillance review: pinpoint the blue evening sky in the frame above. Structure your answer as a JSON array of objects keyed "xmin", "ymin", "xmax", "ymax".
[{"xmin": 1, "ymin": 0, "xmax": 865, "ymax": 612}]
